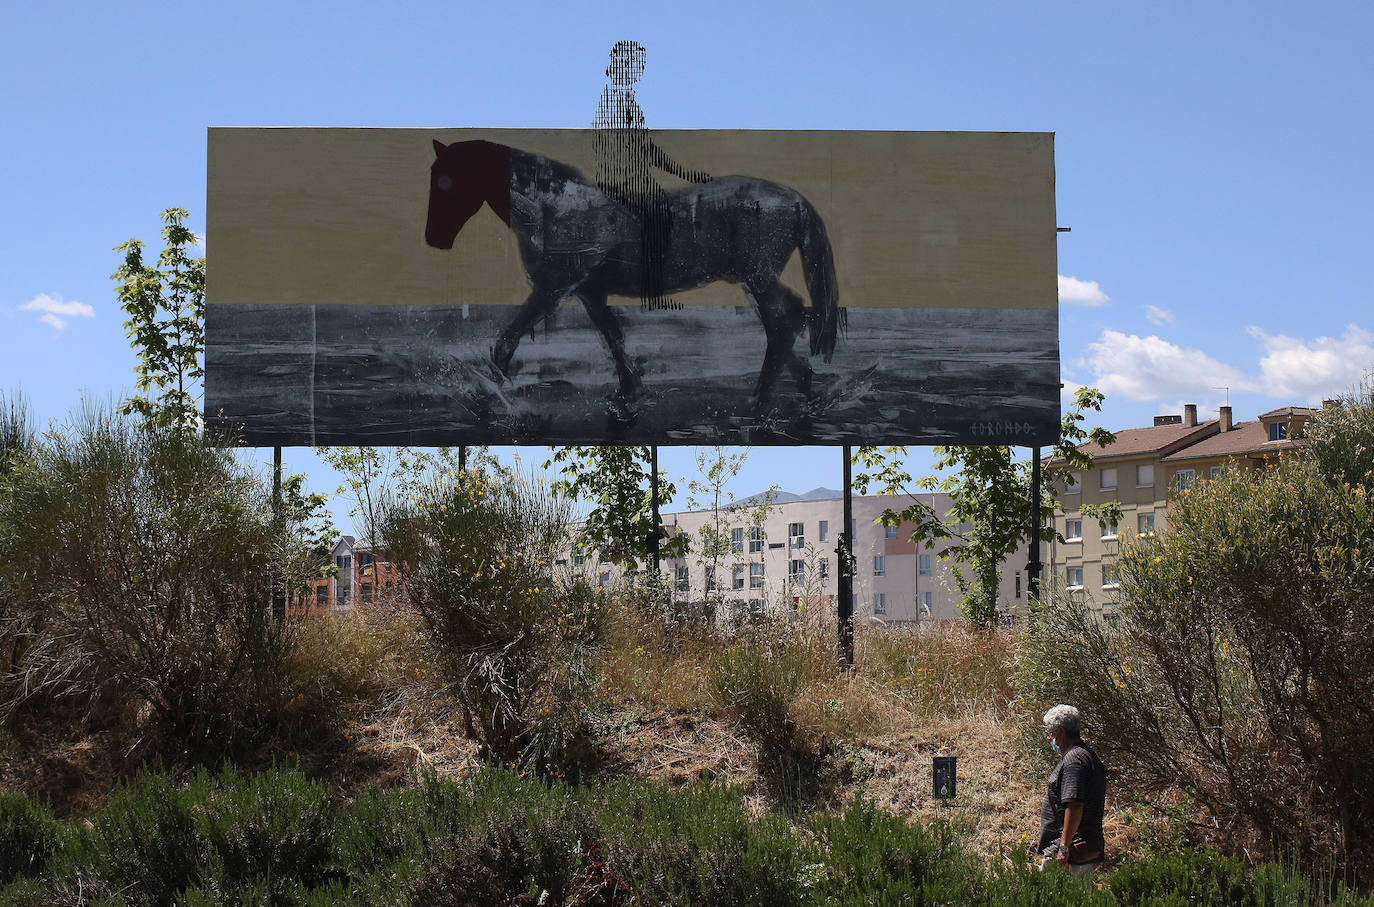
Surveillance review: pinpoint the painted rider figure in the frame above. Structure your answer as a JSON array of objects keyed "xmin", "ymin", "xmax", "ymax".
[{"xmin": 593, "ymin": 40, "xmax": 711, "ymax": 310}]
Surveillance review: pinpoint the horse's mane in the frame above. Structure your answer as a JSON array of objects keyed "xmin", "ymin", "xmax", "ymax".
[{"xmin": 506, "ymin": 146, "xmax": 591, "ymax": 188}]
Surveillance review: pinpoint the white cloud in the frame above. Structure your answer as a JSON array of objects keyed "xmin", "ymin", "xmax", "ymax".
[
  {"xmin": 1144, "ymin": 305, "xmax": 1174, "ymax": 326},
  {"xmin": 1079, "ymin": 330, "xmax": 1256, "ymax": 402},
  {"xmin": 1058, "ymin": 274, "xmax": 1110, "ymax": 306},
  {"xmin": 18, "ymin": 292, "xmax": 94, "ymax": 335},
  {"xmin": 1248, "ymin": 323, "xmax": 1374, "ymax": 401}
]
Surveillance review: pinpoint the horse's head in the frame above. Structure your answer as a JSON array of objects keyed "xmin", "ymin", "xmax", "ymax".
[{"xmin": 425, "ymin": 140, "xmax": 512, "ymax": 249}]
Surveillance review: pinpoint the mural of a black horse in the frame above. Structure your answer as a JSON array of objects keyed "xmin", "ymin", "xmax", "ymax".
[{"xmin": 424, "ymin": 140, "xmax": 840, "ymax": 412}]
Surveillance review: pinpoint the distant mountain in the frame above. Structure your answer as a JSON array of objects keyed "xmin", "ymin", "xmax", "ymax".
[{"xmin": 734, "ymin": 486, "xmax": 843, "ymax": 507}]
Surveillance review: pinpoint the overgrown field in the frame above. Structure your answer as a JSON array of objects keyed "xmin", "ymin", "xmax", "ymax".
[{"xmin": 3, "ymin": 391, "xmax": 1374, "ymax": 903}]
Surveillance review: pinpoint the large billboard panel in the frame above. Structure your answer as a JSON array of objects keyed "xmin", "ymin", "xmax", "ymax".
[{"xmin": 205, "ymin": 128, "xmax": 1059, "ymax": 446}]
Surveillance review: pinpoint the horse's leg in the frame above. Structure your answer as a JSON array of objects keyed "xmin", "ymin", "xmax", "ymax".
[
  {"xmin": 746, "ymin": 278, "xmax": 810, "ymax": 407},
  {"xmin": 492, "ymin": 288, "xmax": 563, "ymax": 379},
  {"xmin": 577, "ymin": 288, "xmax": 644, "ymax": 400}
]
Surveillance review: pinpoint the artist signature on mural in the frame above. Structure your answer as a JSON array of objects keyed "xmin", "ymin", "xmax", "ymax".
[{"xmin": 970, "ymin": 420, "xmax": 1038, "ymax": 439}]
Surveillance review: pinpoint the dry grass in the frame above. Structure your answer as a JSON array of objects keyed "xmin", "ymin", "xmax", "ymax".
[{"xmin": 1, "ymin": 603, "xmax": 1132, "ymax": 863}]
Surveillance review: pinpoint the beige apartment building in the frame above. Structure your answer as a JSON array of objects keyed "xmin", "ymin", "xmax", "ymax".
[
  {"xmin": 579, "ymin": 490, "xmax": 1027, "ymax": 626},
  {"xmin": 1051, "ymin": 403, "xmax": 1316, "ymax": 605}
]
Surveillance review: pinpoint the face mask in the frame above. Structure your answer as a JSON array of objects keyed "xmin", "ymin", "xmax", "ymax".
[{"xmin": 1050, "ymin": 738, "xmax": 1061, "ymax": 754}]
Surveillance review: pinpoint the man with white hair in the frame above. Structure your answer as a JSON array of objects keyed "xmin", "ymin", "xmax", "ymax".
[{"xmin": 1035, "ymin": 704, "xmax": 1106, "ymax": 873}]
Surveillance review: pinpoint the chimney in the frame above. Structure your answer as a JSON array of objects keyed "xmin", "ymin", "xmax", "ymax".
[
  {"xmin": 1184, "ymin": 403, "xmax": 1197, "ymax": 427},
  {"xmin": 1219, "ymin": 405, "xmax": 1232, "ymax": 432}
]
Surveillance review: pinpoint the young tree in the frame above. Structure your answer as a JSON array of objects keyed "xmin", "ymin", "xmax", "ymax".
[
  {"xmin": 113, "ymin": 208, "xmax": 204, "ymax": 432},
  {"xmin": 854, "ymin": 386, "xmax": 1119, "ymax": 627},
  {"xmin": 544, "ymin": 446, "xmax": 685, "ymax": 569},
  {"xmin": 316, "ymin": 446, "xmax": 492, "ymax": 540}
]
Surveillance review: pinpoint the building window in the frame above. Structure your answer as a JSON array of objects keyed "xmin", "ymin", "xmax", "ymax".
[
  {"xmin": 748, "ymin": 527, "xmax": 764, "ymax": 553},
  {"xmin": 315, "ymin": 585, "xmax": 327, "ymax": 606},
  {"xmin": 1101, "ymin": 564, "xmax": 1120, "ymax": 589},
  {"xmin": 732, "ymin": 565, "xmax": 745, "ymax": 590},
  {"xmin": 1176, "ymin": 469, "xmax": 1196, "ymax": 491},
  {"xmin": 1101, "ymin": 517, "xmax": 1119, "ymax": 540},
  {"xmin": 1136, "ymin": 464, "xmax": 1154, "ymax": 487},
  {"xmin": 850, "ymin": 519, "xmax": 857, "ymax": 539},
  {"xmin": 598, "ymin": 571, "xmax": 611, "ymax": 589},
  {"xmin": 884, "ymin": 523, "xmax": 899, "ymax": 539},
  {"xmin": 818, "ymin": 558, "xmax": 829, "ymax": 579},
  {"xmin": 705, "ymin": 566, "xmax": 717, "ymax": 592},
  {"xmin": 1268, "ymin": 421, "xmax": 1288, "ymax": 441},
  {"xmin": 789, "ymin": 559, "xmax": 805, "ymax": 581},
  {"xmin": 675, "ymin": 566, "xmax": 690, "ymax": 592},
  {"xmin": 573, "ymin": 551, "xmax": 586, "ymax": 567},
  {"xmin": 818, "ymin": 520, "xmax": 829, "ymax": 542},
  {"xmin": 748, "ymin": 599, "xmax": 765, "ymax": 616},
  {"xmin": 872, "ymin": 555, "xmax": 885, "ymax": 576},
  {"xmin": 1100, "ymin": 468, "xmax": 1118, "ymax": 490},
  {"xmin": 873, "ymin": 592, "xmax": 887, "ymax": 615},
  {"xmin": 918, "ymin": 554, "xmax": 932, "ymax": 576},
  {"xmin": 749, "ymin": 563, "xmax": 764, "ymax": 589},
  {"xmin": 1137, "ymin": 513, "xmax": 1155, "ymax": 535},
  {"xmin": 1067, "ymin": 566, "xmax": 1084, "ymax": 589},
  {"xmin": 1015, "ymin": 573, "xmax": 1022, "ymax": 598},
  {"xmin": 920, "ymin": 591, "xmax": 933, "ymax": 614},
  {"xmin": 1210, "ymin": 465, "xmax": 1225, "ymax": 480},
  {"xmin": 335, "ymin": 554, "xmax": 351, "ymax": 572},
  {"xmin": 1065, "ymin": 519, "xmax": 1083, "ymax": 542},
  {"xmin": 731, "ymin": 527, "xmax": 744, "ymax": 553},
  {"xmin": 361, "ymin": 582, "xmax": 373, "ymax": 601},
  {"xmin": 788, "ymin": 522, "xmax": 805, "ymax": 547},
  {"xmin": 1064, "ymin": 472, "xmax": 1081, "ymax": 493},
  {"xmin": 358, "ymin": 552, "xmax": 374, "ymax": 569}
]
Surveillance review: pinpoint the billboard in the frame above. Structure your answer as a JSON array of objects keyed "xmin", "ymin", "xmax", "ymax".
[{"xmin": 205, "ymin": 128, "xmax": 1059, "ymax": 446}]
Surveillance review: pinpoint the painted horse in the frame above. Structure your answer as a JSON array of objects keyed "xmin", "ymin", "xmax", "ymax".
[{"xmin": 424, "ymin": 139, "xmax": 839, "ymax": 410}]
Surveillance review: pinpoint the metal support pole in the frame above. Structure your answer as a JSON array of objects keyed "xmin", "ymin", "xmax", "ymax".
[
  {"xmin": 459, "ymin": 445, "xmax": 467, "ymax": 473},
  {"xmin": 272, "ymin": 446, "xmax": 285, "ymax": 619},
  {"xmin": 1027, "ymin": 446, "xmax": 1043, "ymax": 605},
  {"xmin": 838, "ymin": 445, "xmax": 855, "ymax": 667},
  {"xmin": 649, "ymin": 445, "xmax": 661, "ymax": 575}
]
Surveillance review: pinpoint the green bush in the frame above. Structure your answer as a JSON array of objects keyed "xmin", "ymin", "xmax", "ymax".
[
  {"xmin": 0, "ymin": 409, "xmax": 314, "ymax": 747},
  {"xmin": 76, "ymin": 764, "xmax": 338, "ymax": 904},
  {"xmin": 0, "ymin": 793, "xmax": 63, "ymax": 884},
  {"xmin": 380, "ymin": 470, "xmax": 608, "ymax": 769},
  {"xmin": 593, "ymin": 780, "xmax": 802, "ymax": 905}
]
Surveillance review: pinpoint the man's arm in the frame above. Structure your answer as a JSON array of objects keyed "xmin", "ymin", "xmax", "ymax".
[
  {"xmin": 1057, "ymin": 801, "xmax": 1084, "ymax": 865},
  {"xmin": 647, "ymin": 139, "xmax": 712, "ymax": 183}
]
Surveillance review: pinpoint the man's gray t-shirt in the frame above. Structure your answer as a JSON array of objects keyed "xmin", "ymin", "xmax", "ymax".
[{"xmin": 1037, "ymin": 742, "xmax": 1106, "ymax": 855}]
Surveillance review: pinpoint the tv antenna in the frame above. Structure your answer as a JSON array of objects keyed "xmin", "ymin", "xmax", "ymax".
[{"xmin": 1212, "ymin": 386, "xmax": 1230, "ymax": 407}]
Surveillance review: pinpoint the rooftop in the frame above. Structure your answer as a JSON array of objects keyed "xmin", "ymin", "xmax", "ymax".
[
  {"xmin": 1162, "ymin": 420, "xmax": 1305, "ymax": 462},
  {"xmin": 1072, "ymin": 419, "xmax": 1220, "ymax": 460}
]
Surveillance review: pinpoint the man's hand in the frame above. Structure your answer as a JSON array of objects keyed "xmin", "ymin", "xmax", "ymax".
[{"xmin": 1055, "ymin": 844, "xmax": 1070, "ymax": 866}]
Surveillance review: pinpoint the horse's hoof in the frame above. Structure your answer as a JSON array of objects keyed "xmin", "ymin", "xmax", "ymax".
[{"xmin": 606, "ymin": 394, "xmax": 640, "ymax": 425}]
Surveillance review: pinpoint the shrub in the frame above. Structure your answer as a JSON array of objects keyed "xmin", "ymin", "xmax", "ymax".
[
  {"xmin": 0, "ymin": 793, "xmax": 63, "ymax": 884},
  {"xmin": 380, "ymin": 470, "xmax": 609, "ymax": 769},
  {"xmin": 593, "ymin": 780, "xmax": 802, "ymax": 905},
  {"xmin": 1017, "ymin": 392, "xmax": 1374, "ymax": 871},
  {"xmin": 0, "ymin": 410, "xmax": 313, "ymax": 748},
  {"xmin": 79, "ymin": 765, "xmax": 337, "ymax": 903},
  {"xmin": 710, "ymin": 623, "xmax": 821, "ymax": 802}
]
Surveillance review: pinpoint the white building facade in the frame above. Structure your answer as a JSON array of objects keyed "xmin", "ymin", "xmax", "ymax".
[{"xmin": 575, "ymin": 491, "xmax": 1028, "ymax": 626}]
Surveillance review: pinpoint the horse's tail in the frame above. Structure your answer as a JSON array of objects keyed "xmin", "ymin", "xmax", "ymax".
[{"xmin": 797, "ymin": 198, "xmax": 840, "ymax": 362}]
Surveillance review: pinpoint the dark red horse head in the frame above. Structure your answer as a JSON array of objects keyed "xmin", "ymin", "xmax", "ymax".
[{"xmin": 425, "ymin": 140, "xmax": 512, "ymax": 249}]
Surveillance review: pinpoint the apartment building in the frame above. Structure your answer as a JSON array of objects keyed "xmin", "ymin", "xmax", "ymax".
[
  {"xmin": 298, "ymin": 535, "xmax": 399, "ymax": 612},
  {"xmin": 1051, "ymin": 403, "xmax": 1316, "ymax": 604},
  {"xmin": 578, "ymin": 489, "xmax": 1026, "ymax": 626}
]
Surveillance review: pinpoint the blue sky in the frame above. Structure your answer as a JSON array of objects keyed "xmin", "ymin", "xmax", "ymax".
[{"xmin": 3, "ymin": 1, "xmax": 1371, "ymax": 531}]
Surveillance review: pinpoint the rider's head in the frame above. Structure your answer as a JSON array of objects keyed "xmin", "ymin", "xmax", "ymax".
[{"xmin": 607, "ymin": 40, "xmax": 646, "ymax": 86}]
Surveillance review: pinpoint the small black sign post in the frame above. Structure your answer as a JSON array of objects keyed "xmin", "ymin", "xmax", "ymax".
[{"xmin": 933, "ymin": 756, "xmax": 957, "ymax": 800}]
